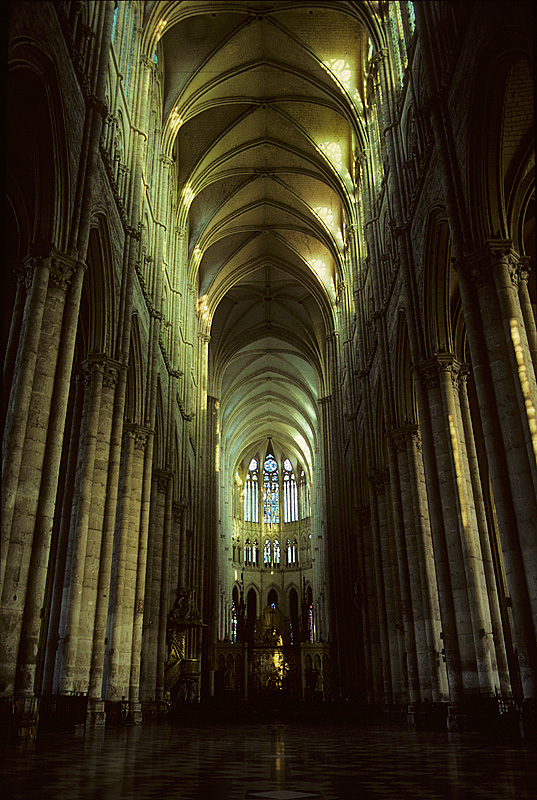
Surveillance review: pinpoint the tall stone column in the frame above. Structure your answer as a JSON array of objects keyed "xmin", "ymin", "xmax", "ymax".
[
  {"xmin": 419, "ymin": 360, "xmax": 465, "ymax": 710},
  {"xmin": 1, "ymin": 250, "xmax": 53, "ymax": 569},
  {"xmin": 518, "ymin": 261, "xmax": 537, "ymax": 370},
  {"xmin": 156, "ymin": 474, "xmax": 174, "ymax": 703},
  {"xmin": 105, "ymin": 425, "xmax": 147, "ymax": 701},
  {"xmin": 139, "ymin": 477, "xmax": 160, "ymax": 705},
  {"xmin": 1, "ymin": 250, "xmax": 77, "ymax": 696},
  {"xmin": 463, "ymin": 248, "xmax": 537, "ymax": 699},
  {"xmin": 174, "ymin": 501, "xmax": 188, "ymax": 593},
  {"xmin": 458, "ymin": 368, "xmax": 512, "ymax": 695},
  {"xmin": 439, "ymin": 356, "xmax": 497, "ymax": 693},
  {"xmin": 357, "ymin": 505, "xmax": 376, "ymax": 703},
  {"xmin": 393, "ymin": 426, "xmax": 449, "ymax": 703},
  {"xmin": 391, "ymin": 431, "xmax": 429, "ymax": 703},
  {"xmin": 193, "ymin": 331, "xmax": 210, "ymax": 614},
  {"xmin": 490, "ymin": 243, "xmax": 537, "ymax": 473},
  {"xmin": 367, "ymin": 475, "xmax": 393, "ymax": 705},
  {"xmin": 488, "ymin": 244, "xmax": 537, "ymax": 590},
  {"xmin": 58, "ymin": 355, "xmax": 106, "ymax": 693},
  {"xmin": 87, "ymin": 360, "xmax": 129, "ymax": 704},
  {"xmin": 121, "ymin": 425, "xmax": 150, "ymax": 713},
  {"xmin": 43, "ymin": 370, "xmax": 84, "ymax": 694},
  {"xmin": 2, "ymin": 264, "xmax": 28, "ymax": 424}
]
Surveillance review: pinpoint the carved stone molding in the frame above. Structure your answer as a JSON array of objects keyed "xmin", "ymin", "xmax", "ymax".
[
  {"xmin": 177, "ymin": 394, "xmax": 194, "ymax": 421},
  {"xmin": 81, "ymin": 356, "xmax": 105, "ymax": 388},
  {"xmin": 368, "ymin": 470, "xmax": 389, "ymax": 495},
  {"xmin": 153, "ymin": 468, "xmax": 173, "ymax": 493},
  {"xmin": 23, "ymin": 245, "xmax": 79, "ymax": 292},
  {"xmin": 460, "ymin": 240, "xmax": 528, "ymax": 289},
  {"xmin": 391, "ymin": 424, "xmax": 420, "ymax": 453},
  {"xmin": 418, "ymin": 359, "xmax": 437, "ymax": 389},
  {"xmin": 172, "ymin": 501, "xmax": 187, "ymax": 523},
  {"xmin": 124, "ymin": 423, "xmax": 153, "ymax": 451},
  {"xmin": 419, "ymin": 354, "xmax": 461, "ymax": 390}
]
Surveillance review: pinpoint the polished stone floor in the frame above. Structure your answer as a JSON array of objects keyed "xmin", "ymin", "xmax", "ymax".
[{"xmin": 1, "ymin": 718, "xmax": 536, "ymax": 800}]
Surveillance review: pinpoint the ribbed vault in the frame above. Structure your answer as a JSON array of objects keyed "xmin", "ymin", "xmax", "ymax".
[{"xmin": 149, "ymin": 0, "xmax": 377, "ymax": 474}]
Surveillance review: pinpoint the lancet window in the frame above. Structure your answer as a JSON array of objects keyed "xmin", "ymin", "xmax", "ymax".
[
  {"xmin": 283, "ymin": 458, "xmax": 298, "ymax": 522},
  {"xmin": 244, "ymin": 458, "xmax": 259, "ymax": 522},
  {"xmin": 300, "ymin": 471, "xmax": 310, "ymax": 519},
  {"xmin": 263, "ymin": 453, "xmax": 279, "ymax": 524},
  {"xmin": 286, "ymin": 538, "xmax": 298, "ymax": 565}
]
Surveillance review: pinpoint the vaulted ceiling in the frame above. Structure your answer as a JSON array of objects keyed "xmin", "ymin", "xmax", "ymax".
[{"xmin": 144, "ymin": 1, "xmax": 382, "ymax": 476}]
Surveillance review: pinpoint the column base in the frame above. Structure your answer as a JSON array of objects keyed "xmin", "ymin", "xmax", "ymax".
[
  {"xmin": 520, "ymin": 699, "xmax": 537, "ymax": 739},
  {"xmin": 447, "ymin": 704, "xmax": 468, "ymax": 732},
  {"xmin": 86, "ymin": 699, "xmax": 106, "ymax": 727},
  {"xmin": 4, "ymin": 696, "xmax": 40, "ymax": 739},
  {"xmin": 129, "ymin": 701, "xmax": 142, "ymax": 725}
]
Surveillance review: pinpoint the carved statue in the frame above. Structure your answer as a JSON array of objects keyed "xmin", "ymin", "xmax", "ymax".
[{"xmin": 164, "ymin": 587, "xmax": 206, "ymax": 699}]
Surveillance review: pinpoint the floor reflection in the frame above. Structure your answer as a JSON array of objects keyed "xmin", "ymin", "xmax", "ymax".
[{"xmin": 1, "ymin": 720, "xmax": 536, "ymax": 799}]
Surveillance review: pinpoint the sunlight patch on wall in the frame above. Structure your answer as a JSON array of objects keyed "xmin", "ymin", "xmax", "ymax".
[
  {"xmin": 182, "ymin": 184, "xmax": 195, "ymax": 209},
  {"xmin": 170, "ymin": 108, "xmax": 183, "ymax": 134},
  {"xmin": 308, "ymin": 258, "xmax": 336, "ymax": 301},
  {"xmin": 324, "ymin": 58, "xmax": 352, "ymax": 91},
  {"xmin": 318, "ymin": 141, "xmax": 352, "ymax": 186},
  {"xmin": 294, "ymin": 434, "xmax": 312, "ymax": 470},
  {"xmin": 510, "ymin": 318, "xmax": 537, "ymax": 461},
  {"xmin": 314, "ymin": 206, "xmax": 344, "ymax": 248},
  {"xmin": 448, "ymin": 412, "xmax": 469, "ymax": 531},
  {"xmin": 198, "ymin": 294, "xmax": 211, "ymax": 326}
]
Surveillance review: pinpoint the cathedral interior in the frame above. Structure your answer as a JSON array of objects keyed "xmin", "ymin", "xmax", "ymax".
[{"xmin": 2, "ymin": 1, "xmax": 537, "ymax": 790}]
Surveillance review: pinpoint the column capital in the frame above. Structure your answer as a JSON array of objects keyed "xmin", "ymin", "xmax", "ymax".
[
  {"xmin": 172, "ymin": 500, "xmax": 188, "ymax": 523},
  {"xmin": 368, "ymin": 470, "xmax": 389, "ymax": 495},
  {"xmin": 391, "ymin": 424, "xmax": 420, "ymax": 452},
  {"xmin": 418, "ymin": 354, "xmax": 462, "ymax": 389},
  {"xmin": 153, "ymin": 468, "xmax": 173, "ymax": 493},
  {"xmin": 81, "ymin": 355, "xmax": 106, "ymax": 387},
  {"xmin": 458, "ymin": 239, "xmax": 528, "ymax": 288},
  {"xmin": 369, "ymin": 48, "xmax": 389, "ymax": 71},
  {"xmin": 355, "ymin": 149, "xmax": 369, "ymax": 168},
  {"xmin": 140, "ymin": 53, "xmax": 155, "ymax": 71},
  {"xmin": 23, "ymin": 244, "xmax": 79, "ymax": 291},
  {"xmin": 356, "ymin": 505, "xmax": 370, "ymax": 526},
  {"xmin": 124, "ymin": 423, "xmax": 153, "ymax": 451},
  {"xmin": 82, "ymin": 354, "xmax": 122, "ymax": 389}
]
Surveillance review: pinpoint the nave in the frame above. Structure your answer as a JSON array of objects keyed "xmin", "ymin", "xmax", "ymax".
[{"xmin": 2, "ymin": 717, "xmax": 537, "ymax": 800}]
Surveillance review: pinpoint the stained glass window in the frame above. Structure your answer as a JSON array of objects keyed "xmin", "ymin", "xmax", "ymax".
[
  {"xmin": 263, "ymin": 454, "xmax": 279, "ymax": 524},
  {"xmin": 273, "ymin": 539, "xmax": 281, "ymax": 565},
  {"xmin": 231, "ymin": 603, "xmax": 237, "ymax": 643},
  {"xmin": 263, "ymin": 539, "xmax": 271, "ymax": 565}
]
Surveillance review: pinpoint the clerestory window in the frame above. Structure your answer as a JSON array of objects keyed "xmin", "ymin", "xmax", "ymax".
[
  {"xmin": 244, "ymin": 458, "xmax": 259, "ymax": 522},
  {"xmin": 283, "ymin": 458, "xmax": 298, "ymax": 522},
  {"xmin": 263, "ymin": 453, "xmax": 279, "ymax": 524}
]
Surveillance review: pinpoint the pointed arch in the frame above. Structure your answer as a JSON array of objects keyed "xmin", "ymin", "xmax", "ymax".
[
  {"xmin": 394, "ymin": 310, "xmax": 416, "ymax": 427},
  {"xmin": 125, "ymin": 314, "xmax": 144, "ymax": 424},
  {"xmin": 467, "ymin": 28, "xmax": 534, "ymax": 245},
  {"xmin": 422, "ymin": 206, "xmax": 458, "ymax": 359}
]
